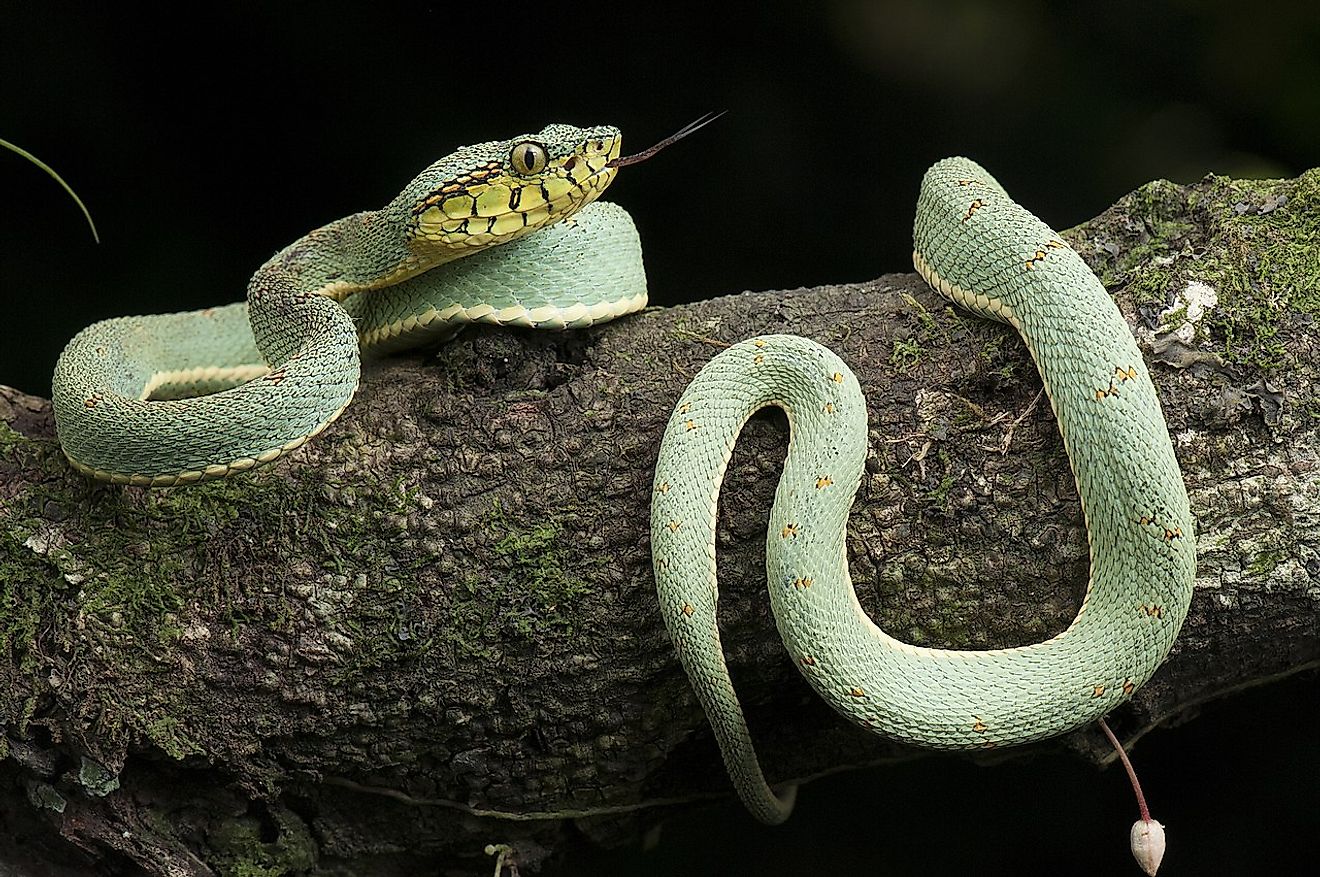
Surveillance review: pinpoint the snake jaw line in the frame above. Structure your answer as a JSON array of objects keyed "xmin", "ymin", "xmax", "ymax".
[{"xmin": 407, "ymin": 126, "xmax": 622, "ymax": 251}]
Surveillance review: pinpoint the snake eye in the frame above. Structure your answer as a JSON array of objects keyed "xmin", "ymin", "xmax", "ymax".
[{"xmin": 509, "ymin": 141, "xmax": 548, "ymax": 175}]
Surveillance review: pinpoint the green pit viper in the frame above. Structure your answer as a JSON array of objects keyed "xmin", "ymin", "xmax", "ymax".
[{"xmin": 50, "ymin": 126, "xmax": 1195, "ymax": 825}]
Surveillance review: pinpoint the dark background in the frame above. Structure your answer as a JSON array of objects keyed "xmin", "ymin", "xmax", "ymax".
[{"xmin": 2, "ymin": 2, "xmax": 1316, "ymax": 875}]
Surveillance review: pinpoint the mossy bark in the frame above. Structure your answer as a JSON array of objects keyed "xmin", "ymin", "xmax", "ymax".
[{"xmin": 2, "ymin": 169, "xmax": 1318, "ymax": 876}]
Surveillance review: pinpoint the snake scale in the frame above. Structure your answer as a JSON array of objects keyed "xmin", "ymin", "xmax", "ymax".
[
  {"xmin": 650, "ymin": 158, "xmax": 1195, "ymax": 823},
  {"xmin": 51, "ymin": 128, "xmax": 1194, "ymax": 827},
  {"xmin": 53, "ymin": 125, "xmax": 646, "ymax": 485}
]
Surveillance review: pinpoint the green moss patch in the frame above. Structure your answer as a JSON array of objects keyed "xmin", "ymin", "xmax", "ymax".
[{"xmin": 1070, "ymin": 168, "xmax": 1320, "ymax": 371}]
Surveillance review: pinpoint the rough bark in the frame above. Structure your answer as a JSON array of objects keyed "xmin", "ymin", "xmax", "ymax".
[{"xmin": 2, "ymin": 169, "xmax": 1318, "ymax": 875}]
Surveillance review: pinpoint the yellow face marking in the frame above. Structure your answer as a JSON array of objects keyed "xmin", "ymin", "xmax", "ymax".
[
  {"xmin": 490, "ymin": 212, "xmax": 526, "ymax": 237},
  {"xmin": 1091, "ymin": 684, "xmax": 1106, "ymax": 698},
  {"xmin": 792, "ymin": 577, "xmax": 814, "ymax": 590},
  {"xmin": 566, "ymin": 160, "xmax": 595, "ymax": 185},
  {"xmin": 416, "ymin": 206, "xmax": 448, "ymax": 236},
  {"xmin": 684, "ymin": 419, "xmax": 697, "ymax": 432},
  {"xmin": 754, "ymin": 353, "xmax": 765, "ymax": 364},
  {"xmin": 516, "ymin": 185, "xmax": 547, "ymax": 211},
  {"xmin": 657, "ymin": 481, "xmax": 671, "ymax": 494},
  {"xmin": 972, "ymin": 718, "xmax": 988, "ymax": 733},
  {"xmin": 518, "ymin": 207, "xmax": 551, "ymax": 230},
  {"xmin": 753, "ymin": 339, "xmax": 767, "ymax": 348},
  {"xmin": 815, "ymin": 476, "xmax": 833, "ymax": 489},
  {"xmin": 437, "ymin": 217, "xmax": 468, "ymax": 235},
  {"xmin": 824, "ymin": 402, "xmax": 835, "ymax": 414},
  {"xmin": 409, "ymin": 134, "xmax": 619, "ymax": 254},
  {"xmin": 474, "ymin": 184, "xmax": 513, "ymax": 217},
  {"xmin": 800, "ymin": 655, "xmax": 817, "ymax": 667},
  {"xmin": 831, "ymin": 372, "xmax": 844, "ymax": 383},
  {"xmin": 681, "ymin": 603, "xmax": 694, "ymax": 617},
  {"xmin": 780, "ymin": 523, "xmax": 799, "ymax": 539},
  {"xmin": 1122, "ymin": 679, "xmax": 1135, "ymax": 696},
  {"xmin": 541, "ymin": 176, "xmax": 574, "ymax": 203},
  {"xmin": 678, "ymin": 402, "xmax": 691, "ymax": 414},
  {"xmin": 848, "ymin": 686, "xmax": 866, "ymax": 698},
  {"xmin": 667, "ymin": 520, "xmax": 682, "ymax": 533},
  {"xmin": 441, "ymin": 195, "xmax": 475, "ymax": 219}
]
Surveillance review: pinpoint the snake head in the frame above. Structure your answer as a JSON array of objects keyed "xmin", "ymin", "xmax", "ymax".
[{"xmin": 403, "ymin": 124, "xmax": 621, "ymax": 258}]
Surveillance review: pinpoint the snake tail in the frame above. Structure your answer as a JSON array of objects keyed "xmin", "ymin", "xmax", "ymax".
[{"xmin": 651, "ymin": 157, "xmax": 1195, "ymax": 823}]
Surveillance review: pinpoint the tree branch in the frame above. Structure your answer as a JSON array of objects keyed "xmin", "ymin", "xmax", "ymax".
[{"xmin": 2, "ymin": 169, "xmax": 1318, "ymax": 875}]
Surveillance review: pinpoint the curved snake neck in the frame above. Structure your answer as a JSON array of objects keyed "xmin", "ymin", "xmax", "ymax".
[
  {"xmin": 651, "ymin": 157, "xmax": 1195, "ymax": 824},
  {"xmin": 52, "ymin": 124, "xmax": 646, "ymax": 485}
]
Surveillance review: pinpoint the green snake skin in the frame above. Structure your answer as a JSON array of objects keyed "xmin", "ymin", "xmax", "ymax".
[
  {"xmin": 651, "ymin": 157, "xmax": 1196, "ymax": 824},
  {"xmin": 52, "ymin": 125, "xmax": 645, "ymax": 485}
]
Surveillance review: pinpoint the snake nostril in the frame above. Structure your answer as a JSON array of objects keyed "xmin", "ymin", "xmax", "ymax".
[{"xmin": 564, "ymin": 156, "xmax": 578, "ymax": 172}]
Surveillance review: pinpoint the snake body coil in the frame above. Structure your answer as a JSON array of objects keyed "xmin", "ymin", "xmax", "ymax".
[
  {"xmin": 53, "ymin": 125, "xmax": 646, "ymax": 485},
  {"xmin": 651, "ymin": 157, "xmax": 1196, "ymax": 824},
  {"xmin": 53, "ymin": 138, "xmax": 1196, "ymax": 830}
]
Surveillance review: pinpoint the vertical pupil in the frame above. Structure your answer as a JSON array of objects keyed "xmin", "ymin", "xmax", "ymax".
[{"xmin": 523, "ymin": 147, "xmax": 537, "ymax": 169}]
